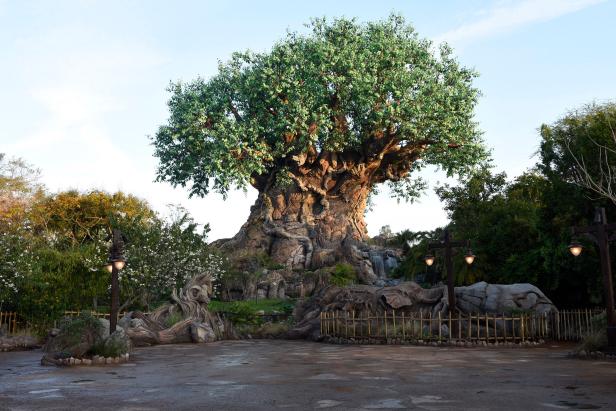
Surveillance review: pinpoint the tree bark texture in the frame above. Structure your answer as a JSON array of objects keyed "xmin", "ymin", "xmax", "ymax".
[{"xmin": 218, "ymin": 146, "xmax": 417, "ymax": 283}]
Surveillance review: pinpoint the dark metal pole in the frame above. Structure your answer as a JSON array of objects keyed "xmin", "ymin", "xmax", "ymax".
[
  {"xmin": 444, "ymin": 229, "xmax": 456, "ymax": 313},
  {"xmin": 110, "ymin": 264, "xmax": 119, "ymax": 333},
  {"xmin": 596, "ymin": 209, "xmax": 616, "ymax": 349},
  {"xmin": 108, "ymin": 228, "xmax": 124, "ymax": 334}
]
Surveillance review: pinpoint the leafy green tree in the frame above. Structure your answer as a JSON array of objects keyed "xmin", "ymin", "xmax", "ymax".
[
  {"xmin": 118, "ymin": 206, "xmax": 225, "ymax": 310},
  {"xmin": 0, "ymin": 154, "xmax": 44, "ymax": 309},
  {"xmin": 153, "ymin": 15, "xmax": 486, "ymax": 274}
]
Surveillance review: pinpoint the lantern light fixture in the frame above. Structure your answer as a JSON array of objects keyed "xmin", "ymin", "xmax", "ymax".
[
  {"xmin": 424, "ymin": 254, "xmax": 435, "ymax": 267},
  {"xmin": 568, "ymin": 240, "xmax": 583, "ymax": 257}
]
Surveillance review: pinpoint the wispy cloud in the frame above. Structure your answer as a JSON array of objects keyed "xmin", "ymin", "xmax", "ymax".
[{"xmin": 436, "ymin": 0, "xmax": 606, "ymax": 46}]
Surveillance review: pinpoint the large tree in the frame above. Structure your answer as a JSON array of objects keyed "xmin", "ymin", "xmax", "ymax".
[{"xmin": 153, "ymin": 16, "xmax": 486, "ymax": 280}]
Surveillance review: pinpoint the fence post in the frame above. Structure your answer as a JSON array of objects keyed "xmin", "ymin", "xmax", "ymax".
[
  {"xmin": 448, "ymin": 312, "xmax": 452, "ymax": 342},
  {"xmin": 392, "ymin": 309, "xmax": 396, "ymax": 338},
  {"xmin": 402, "ymin": 312, "xmax": 406, "ymax": 340},
  {"xmin": 476, "ymin": 314, "xmax": 480, "ymax": 341},
  {"xmin": 384, "ymin": 311, "xmax": 388, "ymax": 339},
  {"xmin": 438, "ymin": 311, "xmax": 442, "ymax": 340},
  {"xmin": 501, "ymin": 313, "xmax": 506, "ymax": 342},
  {"xmin": 419, "ymin": 310, "xmax": 423, "ymax": 340},
  {"xmin": 467, "ymin": 313, "xmax": 472, "ymax": 340},
  {"xmin": 429, "ymin": 311, "xmax": 433, "ymax": 340},
  {"xmin": 485, "ymin": 313, "xmax": 489, "ymax": 341}
]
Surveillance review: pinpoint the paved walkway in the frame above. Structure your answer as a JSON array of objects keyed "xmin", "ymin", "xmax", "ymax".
[{"xmin": 1, "ymin": 340, "xmax": 615, "ymax": 410}]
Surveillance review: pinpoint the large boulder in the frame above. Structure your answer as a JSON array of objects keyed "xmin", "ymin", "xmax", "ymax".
[{"xmin": 456, "ymin": 281, "xmax": 556, "ymax": 314}]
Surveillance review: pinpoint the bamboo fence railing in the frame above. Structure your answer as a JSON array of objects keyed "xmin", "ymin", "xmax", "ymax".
[
  {"xmin": 320, "ymin": 309, "xmax": 604, "ymax": 343},
  {"xmin": 0, "ymin": 311, "xmax": 18, "ymax": 334}
]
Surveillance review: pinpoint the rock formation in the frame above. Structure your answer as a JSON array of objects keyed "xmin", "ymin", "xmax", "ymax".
[{"xmin": 289, "ymin": 281, "xmax": 557, "ymax": 340}]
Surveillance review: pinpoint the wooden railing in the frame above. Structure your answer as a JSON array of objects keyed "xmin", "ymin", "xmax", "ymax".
[
  {"xmin": 0, "ymin": 311, "xmax": 18, "ymax": 334},
  {"xmin": 320, "ymin": 309, "xmax": 604, "ymax": 343}
]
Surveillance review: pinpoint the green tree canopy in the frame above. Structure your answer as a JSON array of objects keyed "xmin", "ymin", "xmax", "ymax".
[{"xmin": 153, "ymin": 15, "xmax": 486, "ymax": 201}]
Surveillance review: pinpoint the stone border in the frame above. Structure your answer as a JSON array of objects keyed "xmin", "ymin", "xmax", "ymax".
[{"xmin": 55, "ymin": 353, "xmax": 130, "ymax": 366}]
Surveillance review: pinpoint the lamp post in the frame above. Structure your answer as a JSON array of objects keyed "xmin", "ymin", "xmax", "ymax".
[
  {"xmin": 569, "ymin": 207, "xmax": 616, "ymax": 350},
  {"xmin": 425, "ymin": 229, "xmax": 475, "ymax": 313},
  {"xmin": 104, "ymin": 229, "xmax": 126, "ymax": 333}
]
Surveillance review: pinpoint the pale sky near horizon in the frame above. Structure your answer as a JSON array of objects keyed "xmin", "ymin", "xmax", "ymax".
[{"xmin": 1, "ymin": 0, "xmax": 615, "ymax": 241}]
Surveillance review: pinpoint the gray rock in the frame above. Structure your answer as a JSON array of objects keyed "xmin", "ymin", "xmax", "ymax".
[
  {"xmin": 190, "ymin": 322, "xmax": 216, "ymax": 343},
  {"xmin": 99, "ymin": 318, "xmax": 110, "ymax": 339},
  {"xmin": 103, "ymin": 328, "xmax": 131, "ymax": 355},
  {"xmin": 456, "ymin": 282, "xmax": 556, "ymax": 314}
]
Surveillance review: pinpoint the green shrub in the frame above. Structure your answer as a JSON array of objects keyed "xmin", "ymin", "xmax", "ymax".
[
  {"xmin": 330, "ymin": 263, "xmax": 357, "ymax": 286},
  {"xmin": 89, "ymin": 334, "xmax": 130, "ymax": 357},
  {"xmin": 208, "ymin": 298, "xmax": 295, "ymax": 327},
  {"xmin": 56, "ymin": 312, "xmax": 104, "ymax": 348},
  {"xmin": 576, "ymin": 312, "xmax": 608, "ymax": 353}
]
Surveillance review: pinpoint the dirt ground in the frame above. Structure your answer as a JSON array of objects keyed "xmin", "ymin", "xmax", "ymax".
[{"xmin": 1, "ymin": 340, "xmax": 615, "ymax": 410}]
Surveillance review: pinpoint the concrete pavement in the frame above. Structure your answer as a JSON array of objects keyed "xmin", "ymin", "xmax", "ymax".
[{"xmin": 1, "ymin": 340, "xmax": 615, "ymax": 410}]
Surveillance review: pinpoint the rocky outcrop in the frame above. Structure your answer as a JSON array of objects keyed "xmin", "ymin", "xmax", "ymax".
[{"xmin": 289, "ymin": 281, "xmax": 557, "ymax": 340}]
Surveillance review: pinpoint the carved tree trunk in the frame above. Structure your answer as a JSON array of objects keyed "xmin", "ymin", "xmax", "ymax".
[{"xmin": 217, "ymin": 147, "xmax": 417, "ymax": 283}]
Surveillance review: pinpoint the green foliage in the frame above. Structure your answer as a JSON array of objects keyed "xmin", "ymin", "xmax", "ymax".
[
  {"xmin": 576, "ymin": 313, "xmax": 608, "ymax": 353},
  {"xmin": 209, "ymin": 298, "xmax": 294, "ymax": 316},
  {"xmin": 117, "ymin": 205, "xmax": 224, "ymax": 309},
  {"xmin": 55, "ymin": 312, "xmax": 105, "ymax": 355},
  {"xmin": 153, "ymin": 15, "xmax": 485, "ymax": 200},
  {"xmin": 396, "ymin": 103, "xmax": 616, "ymax": 308},
  {"xmin": 16, "ymin": 245, "xmax": 109, "ymax": 330},
  {"xmin": 163, "ymin": 311, "xmax": 184, "ymax": 328},
  {"xmin": 209, "ymin": 298, "xmax": 294, "ymax": 337},
  {"xmin": 330, "ymin": 263, "xmax": 358, "ymax": 286},
  {"xmin": 0, "ymin": 155, "xmax": 223, "ymax": 328}
]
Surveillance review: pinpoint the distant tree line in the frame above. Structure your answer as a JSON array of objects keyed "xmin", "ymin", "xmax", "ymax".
[{"xmin": 0, "ymin": 157, "xmax": 224, "ymax": 331}]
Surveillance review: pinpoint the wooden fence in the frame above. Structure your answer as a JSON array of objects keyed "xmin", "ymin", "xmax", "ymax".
[
  {"xmin": 0, "ymin": 311, "xmax": 18, "ymax": 334},
  {"xmin": 63, "ymin": 310, "xmax": 126, "ymax": 319},
  {"xmin": 320, "ymin": 309, "xmax": 604, "ymax": 343}
]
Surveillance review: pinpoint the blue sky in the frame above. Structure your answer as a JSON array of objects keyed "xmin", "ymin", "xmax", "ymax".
[{"xmin": 1, "ymin": 0, "xmax": 615, "ymax": 240}]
